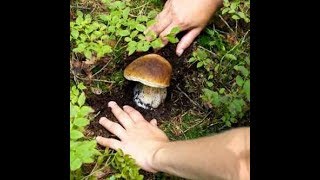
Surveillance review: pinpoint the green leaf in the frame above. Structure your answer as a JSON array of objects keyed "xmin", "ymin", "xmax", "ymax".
[
  {"xmin": 79, "ymin": 106, "xmax": 94, "ymax": 116},
  {"xmin": 122, "ymin": 7, "xmax": 130, "ymax": 19},
  {"xmin": 74, "ymin": 117, "xmax": 89, "ymax": 127},
  {"xmin": 124, "ymin": 37, "xmax": 132, "ymax": 42},
  {"xmin": 206, "ymin": 81, "xmax": 213, "ymax": 87},
  {"xmin": 136, "ymin": 15, "xmax": 148, "ymax": 22},
  {"xmin": 70, "ymin": 104, "xmax": 79, "ymax": 118},
  {"xmin": 226, "ymin": 121, "xmax": 232, "ymax": 127},
  {"xmin": 71, "ymin": 30, "xmax": 79, "ymax": 39},
  {"xmin": 135, "ymin": 24, "xmax": 146, "ymax": 32},
  {"xmin": 137, "ymin": 34, "xmax": 145, "ymax": 40},
  {"xmin": 77, "ymin": 83, "xmax": 86, "ymax": 90},
  {"xmin": 188, "ymin": 57, "xmax": 196, "ymax": 63},
  {"xmin": 243, "ymin": 80, "xmax": 250, "ymax": 101},
  {"xmin": 76, "ymin": 16, "xmax": 84, "ymax": 24},
  {"xmin": 84, "ymin": 14, "xmax": 92, "ymax": 23},
  {"xmin": 127, "ymin": 46, "xmax": 136, "ymax": 55},
  {"xmin": 99, "ymin": 14, "xmax": 110, "ymax": 22},
  {"xmin": 170, "ymin": 27, "xmax": 181, "ymax": 35},
  {"xmin": 76, "ymin": 11, "xmax": 83, "ymax": 18},
  {"xmin": 150, "ymin": 38, "xmax": 164, "ymax": 49},
  {"xmin": 197, "ymin": 61, "xmax": 204, "ymax": 68},
  {"xmin": 230, "ymin": 2, "xmax": 238, "ymax": 10},
  {"xmin": 236, "ymin": 75, "xmax": 244, "ymax": 86},
  {"xmin": 219, "ymin": 88, "xmax": 225, "ymax": 94},
  {"xmin": 101, "ymin": 45, "xmax": 112, "ymax": 54},
  {"xmin": 146, "ymin": 19, "xmax": 156, "ymax": 27},
  {"xmin": 70, "ymin": 157, "xmax": 82, "ymax": 171},
  {"xmin": 222, "ymin": 7, "xmax": 230, "ymax": 14},
  {"xmin": 130, "ymin": 31, "xmax": 139, "ymax": 39},
  {"xmin": 84, "ymin": 50, "xmax": 92, "ymax": 59},
  {"xmin": 225, "ymin": 54, "xmax": 237, "ymax": 61},
  {"xmin": 148, "ymin": 10, "xmax": 158, "ymax": 19},
  {"xmin": 70, "ymin": 130, "xmax": 84, "ymax": 140},
  {"xmin": 234, "ymin": 65, "xmax": 249, "ymax": 77},
  {"xmin": 72, "ymin": 86, "xmax": 79, "ymax": 96},
  {"xmin": 118, "ymin": 30, "xmax": 130, "ymax": 36},
  {"xmin": 232, "ymin": 14, "xmax": 240, "ymax": 20},
  {"xmin": 78, "ymin": 92, "xmax": 86, "ymax": 107},
  {"xmin": 166, "ymin": 35, "xmax": 179, "ymax": 43},
  {"xmin": 238, "ymin": 12, "xmax": 246, "ymax": 19}
]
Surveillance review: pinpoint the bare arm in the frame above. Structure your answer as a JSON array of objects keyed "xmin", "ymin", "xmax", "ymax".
[
  {"xmin": 96, "ymin": 101, "xmax": 250, "ymax": 180},
  {"xmin": 153, "ymin": 127, "xmax": 250, "ymax": 180}
]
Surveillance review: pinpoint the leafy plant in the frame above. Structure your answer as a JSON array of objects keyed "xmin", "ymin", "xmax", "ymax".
[
  {"xmin": 70, "ymin": 11, "xmax": 113, "ymax": 60},
  {"xmin": 70, "ymin": 0, "xmax": 181, "ymax": 62},
  {"xmin": 70, "ymin": 83, "xmax": 100, "ymax": 172},
  {"xmin": 221, "ymin": 0, "xmax": 250, "ymax": 22},
  {"xmin": 108, "ymin": 149, "xmax": 143, "ymax": 180},
  {"xmin": 188, "ymin": 45, "xmax": 250, "ymax": 127}
]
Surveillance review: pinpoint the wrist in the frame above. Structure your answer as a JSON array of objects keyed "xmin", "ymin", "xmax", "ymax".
[{"xmin": 149, "ymin": 141, "xmax": 170, "ymax": 172}]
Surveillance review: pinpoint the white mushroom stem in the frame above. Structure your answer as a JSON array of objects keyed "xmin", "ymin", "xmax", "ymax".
[{"xmin": 133, "ymin": 83, "xmax": 167, "ymax": 110}]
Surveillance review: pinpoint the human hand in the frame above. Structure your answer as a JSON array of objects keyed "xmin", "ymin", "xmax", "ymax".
[
  {"xmin": 146, "ymin": 0, "xmax": 222, "ymax": 56},
  {"xmin": 96, "ymin": 101, "xmax": 169, "ymax": 172}
]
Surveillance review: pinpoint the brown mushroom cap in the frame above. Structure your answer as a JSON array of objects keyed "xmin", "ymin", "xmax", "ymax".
[{"xmin": 124, "ymin": 54, "xmax": 172, "ymax": 88}]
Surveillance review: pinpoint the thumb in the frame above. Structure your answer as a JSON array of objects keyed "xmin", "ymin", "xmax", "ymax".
[{"xmin": 176, "ymin": 28, "xmax": 202, "ymax": 56}]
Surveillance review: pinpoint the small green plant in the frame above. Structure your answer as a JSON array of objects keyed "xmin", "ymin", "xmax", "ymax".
[
  {"xmin": 70, "ymin": 0, "xmax": 181, "ymax": 62},
  {"xmin": 70, "ymin": 11, "xmax": 113, "ymax": 60},
  {"xmin": 70, "ymin": 83, "xmax": 100, "ymax": 172},
  {"xmin": 108, "ymin": 149, "xmax": 143, "ymax": 180},
  {"xmin": 188, "ymin": 46, "xmax": 250, "ymax": 127},
  {"xmin": 221, "ymin": 0, "xmax": 250, "ymax": 22}
]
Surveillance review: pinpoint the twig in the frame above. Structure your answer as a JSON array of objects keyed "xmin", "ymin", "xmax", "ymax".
[
  {"xmin": 219, "ymin": 30, "xmax": 250, "ymax": 71},
  {"xmin": 92, "ymin": 59, "xmax": 113, "ymax": 77},
  {"xmin": 183, "ymin": 112, "xmax": 211, "ymax": 133},
  {"xmin": 198, "ymin": 46, "xmax": 217, "ymax": 58},
  {"xmin": 219, "ymin": 15, "xmax": 234, "ymax": 33},
  {"xmin": 176, "ymin": 85, "xmax": 204, "ymax": 110},
  {"xmin": 72, "ymin": 74, "xmax": 115, "ymax": 83},
  {"xmin": 70, "ymin": 5, "xmax": 91, "ymax": 10}
]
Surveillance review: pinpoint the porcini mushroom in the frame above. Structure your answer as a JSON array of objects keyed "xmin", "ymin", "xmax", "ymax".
[{"xmin": 124, "ymin": 54, "xmax": 172, "ymax": 109}]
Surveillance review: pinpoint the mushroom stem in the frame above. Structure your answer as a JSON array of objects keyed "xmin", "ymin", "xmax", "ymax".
[{"xmin": 133, "ymin": 83, "xmax": 167, "ymax": 110}]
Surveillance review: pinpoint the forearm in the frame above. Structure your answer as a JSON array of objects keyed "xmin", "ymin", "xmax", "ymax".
[{"xmin": 152, "ymin": 127, "xmax": 250, "ymax": 180}]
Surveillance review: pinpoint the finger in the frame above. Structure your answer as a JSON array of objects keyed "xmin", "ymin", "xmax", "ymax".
[
  {"xmin": 123, "ymin": 105, "xmax": 145, "ymax": 123},
  {"xmin": 176, "ymin": 28, "xmax": 202, "ymax": 56},
  {"xmin": 108, "ymin": 101, "xmax": 134, "ymax": 128},
  {"xmin": 159, "ymin": 22, "xmax": 180, "ymax": 46},
  {"xmin": 96, "ymin": 136, "xmax": 122, "ymax": 150},
  {"xmin": 146, "ymin": 11, "xmax": 172, "ymax": 37},
  {"xmin": 99, "ymin": 117, "xmax": 127, "ymax": 140},
  {"xmin": 150, "ymin": 119, "xmax": 158, "ymax": 127}
]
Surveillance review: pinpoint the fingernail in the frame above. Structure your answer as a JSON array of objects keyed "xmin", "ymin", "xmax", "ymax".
[
  {"xmin": 177, "ymin": 49, "xmax": 184, "ymax": 56},
  {"xmin": 99, "ymin": 117, "xmax": 107, "ymax": 124},
  {"xmin": 96, "ymin": 136, "xmax": 102, "ymax": 141},
  {"xmin": 108, "ymin": 101, "xmax": 116, "ymax": 107}
]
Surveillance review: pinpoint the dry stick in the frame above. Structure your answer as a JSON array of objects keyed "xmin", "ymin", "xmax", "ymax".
[
  {"xmin": 70, "ymin": 5, "xmax": 91, "ymax": 10},
  {"xmin": 176, "ymin": 85, "xmax": 204, "ymax": 111},
  {"xmin": 183, "ymin": 111, "xmax": 212, "ymax": 133},
  {"xmin": 219, "ymin": 15, "xmax": 234, "ymax": 33},
  {"xmin": 91, "ymin": 59, "xmax": 113, "ymax": 77},
  {"xmin": 198, "ymin": 46, "xmax": 218, "ymax": 58}
]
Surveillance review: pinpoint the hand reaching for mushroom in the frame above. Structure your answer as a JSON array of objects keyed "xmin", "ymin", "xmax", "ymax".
[
  {"xmin": 96, "ymin": 101, "xmax": 169, "ymax": 172},
  {"xmin": 147, "ymin": 0, "xmax": 223, "ymax": 56}
]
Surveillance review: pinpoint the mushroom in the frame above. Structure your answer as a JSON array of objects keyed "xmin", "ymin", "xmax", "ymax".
[{"xmin": 124, "ymin": 54, "xmax": 172, "ymax": 110}]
